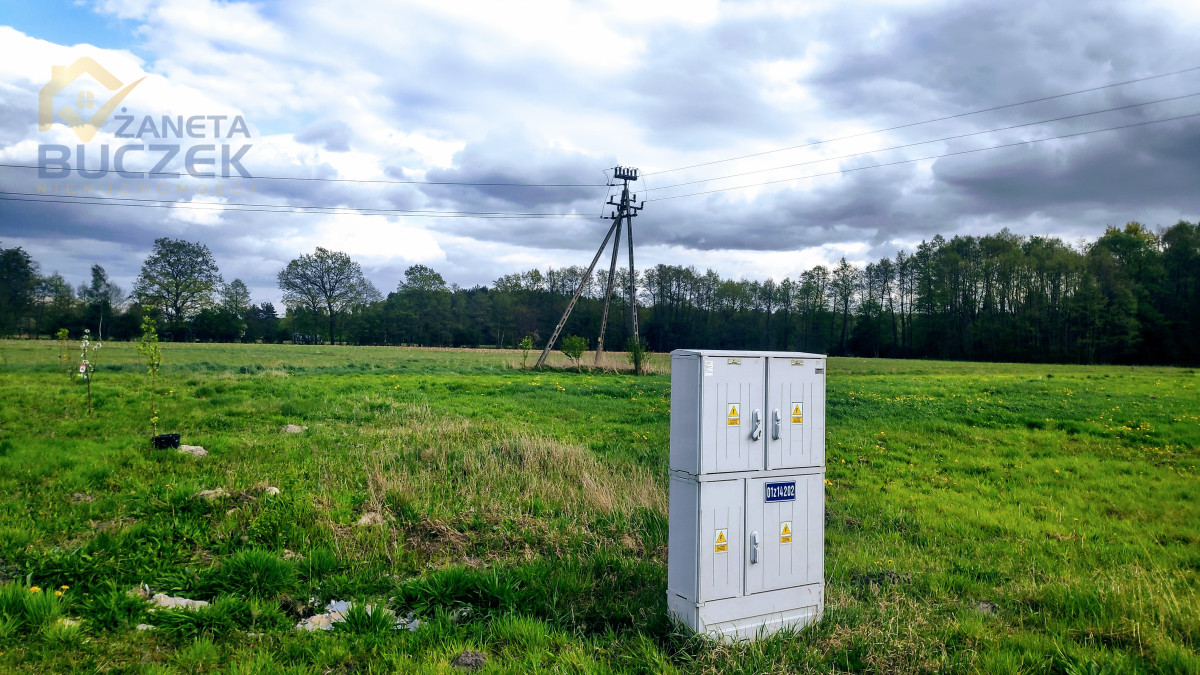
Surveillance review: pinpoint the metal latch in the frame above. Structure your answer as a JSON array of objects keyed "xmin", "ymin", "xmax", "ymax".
[
  {"xmin": 751, "ymin": 409, "xmax": 763, "ymax": 441},
  {"xmin": 750, "ymin": 531, "xmax": 759, "ymax": 564},
  {"xmin": 771, "ymin": 408, "xmax": 781, "ymax": 440}
]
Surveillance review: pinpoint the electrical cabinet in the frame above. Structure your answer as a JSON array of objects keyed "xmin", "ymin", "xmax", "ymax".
[{"xmin": 667, "ymin": 350, "xmax": 825, "ymax": 641}]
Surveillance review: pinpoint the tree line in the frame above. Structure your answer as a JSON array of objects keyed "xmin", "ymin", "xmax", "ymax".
[{"xmin": 1, "ymin": 220, "xmax": 1197, "ymax": 365}]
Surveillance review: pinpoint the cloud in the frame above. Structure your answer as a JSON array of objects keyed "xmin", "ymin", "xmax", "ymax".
[
  {"xmin": 294, "ymin": 119, "xmax": 352, "ymax": 152},
  {"xmin": 1, "ymin": 0, "xmax": 1198, "ymax": 307}
]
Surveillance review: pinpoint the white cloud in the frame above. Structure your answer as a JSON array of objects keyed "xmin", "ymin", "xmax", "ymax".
[{"xmin": 1, "ymin": 0, "xmax": 1197, "ymax": 301}]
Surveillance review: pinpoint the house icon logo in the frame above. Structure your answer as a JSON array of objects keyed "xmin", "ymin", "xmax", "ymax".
[{"xmin": 39, "ymin": 57, "xmax": 145, "ymax": 142}]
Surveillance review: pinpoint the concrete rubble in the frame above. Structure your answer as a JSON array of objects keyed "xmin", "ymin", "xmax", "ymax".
[
  {"xmin": 294, "ymin": 600, "xmax": 420, "ymax": 632},
  {"xmin": 128, "ymin": 584, "xmax": 210, "ymax": 611},
  {"xmin": 151, "ymin": 593, "xmax": 210, "ymax": 611}
]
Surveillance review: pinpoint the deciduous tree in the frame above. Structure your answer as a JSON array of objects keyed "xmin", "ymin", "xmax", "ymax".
[
  {"xmin": 133, "ymin": 238, "xmax": 222, "ymax": 336},
  {"xmin": 277, "ymin": 247, "xmax": 374, "ymax": 344}
]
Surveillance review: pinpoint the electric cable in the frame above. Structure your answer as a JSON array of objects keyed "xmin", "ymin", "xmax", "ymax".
[
  {"xmin": 0, "ymin": 192, "xmax": 600, "ymax": 219},
  {"xmin": 643, "ymin": 64, "xmax": 1200, "ymax": 176},
  {"xmin": 646, "ymin": 111, "xmax": 1200, "ymax": 202},
  {"xmin": 644, "ymin": 91, "xmax": 1200, "ymax": 192},
  {"xmin": 0, "ymin": 162, "xmax": 606, "ymax": 187}
]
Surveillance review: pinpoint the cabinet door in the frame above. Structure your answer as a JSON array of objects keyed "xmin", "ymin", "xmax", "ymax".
[
  {"xmin": 766, "ymin": 357, "xmax": 825, "ymax": 469},
  {"xmin": 744, "ymin": 474, "xmax": 824, "ymax": 595},
  {"xmin": 700, "ymin": 356, "xmax": 765, "ymax": 473},
  {"xmin": 698, "ymin": 479, "xmax": 743, "ymax": 602}
]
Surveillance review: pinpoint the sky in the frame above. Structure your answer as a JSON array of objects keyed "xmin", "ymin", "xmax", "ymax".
[{"xmin": 2, "ymin": 0, "xmax": 1199, "ymax": 307}]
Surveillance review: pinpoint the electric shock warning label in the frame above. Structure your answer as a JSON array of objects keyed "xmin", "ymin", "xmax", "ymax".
[
  {"xmin": 714, "ymin": 529, "xmax": 728, "ymax": 553},
  {"xmin": 780, "ymin": 521, "xmax": 793, "ymax": 544},
  {"xmin": 790, "ymin": 402, "xmax": 803, "ymax": 424},
  {"xmin": 726, "ymin": 404, "xmax": 740, "ymax": 426}
]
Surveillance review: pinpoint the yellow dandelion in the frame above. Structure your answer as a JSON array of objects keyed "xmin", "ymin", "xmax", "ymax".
[
  {"xmin": 60, "ymin": 585, "xmax": 69, "ymax": 590},
  {"xmin": 29, "ymin": 586, "xmax": 40, "ymax": 593},
  {"xmin": 55, "ymin": 591, "xmax": 63, "ymax": 597}
]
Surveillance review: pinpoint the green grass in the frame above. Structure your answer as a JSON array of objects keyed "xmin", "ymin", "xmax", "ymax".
[{"xmin": 0, "ymin": 339, "xmax": 1195, "ymax": 673}]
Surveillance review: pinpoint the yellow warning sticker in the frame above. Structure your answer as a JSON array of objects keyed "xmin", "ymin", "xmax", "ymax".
[
  {"xmin": 780, "ymin": 521, "xmax": 792, "ymax": 544},
  {"xmin": 726, "ymin": 403, "xmax": 740, "ymax": 426},
  {"xmin": 714, "ymin": 529, "xmax": 728, "ymax": 553},
  {"xmin": 790, "ymin": 402, "xmax": 803, "ymax": 424}
]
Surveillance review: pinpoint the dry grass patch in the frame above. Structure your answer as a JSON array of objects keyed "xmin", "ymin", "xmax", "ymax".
[{"xmin": 369, "ymin": 429, "xmax": 663, "ymax": 518}]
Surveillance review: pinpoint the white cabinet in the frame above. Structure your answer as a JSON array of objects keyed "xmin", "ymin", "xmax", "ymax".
[{"xmin": 667, "ymin": 350, "xmax": 826, "ymax": 641}]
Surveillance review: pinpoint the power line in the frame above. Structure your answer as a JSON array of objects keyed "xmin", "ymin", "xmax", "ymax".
[
  {"xmin": 0, "ymin": 189, "xmax": 595, "ymax": 217},
  {"xmin": 0, "ymin": 192, "xmax": 599, "ymax": 219},
  {"xmin": 0, "ymin": 162, "xmax": 606, "ymax": 188},
  {"xmin": 644, "ymin": 91, "xmax": 1200, "ymax": 192},
  {"xmin": 646, "ymin": 111, "xmax": 1200, "ymax": 202},
  {"xmin": 643, "ymin": 64, "xmax": 1200, "ymax": 176}
]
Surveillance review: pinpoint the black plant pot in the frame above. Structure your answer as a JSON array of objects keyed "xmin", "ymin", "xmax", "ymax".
[{"xmin": 152, "ymin": 433, "xmax": 181, "ymax": 449}]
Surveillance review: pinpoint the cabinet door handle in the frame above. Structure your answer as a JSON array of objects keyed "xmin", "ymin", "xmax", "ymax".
[
  {"xmin": 771, "ymin": 408, "xmax": 781, "ymax": 440},
  {"xmin": 750, "ymin": 531, "xmax": 759, "ymax": 564},
  {"xmin": 751, "ymin": 409, "xmax": 763, "ymax": 441}
]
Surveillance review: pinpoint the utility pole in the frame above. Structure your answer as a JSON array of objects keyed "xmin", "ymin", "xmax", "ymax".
[{"xmin": 536, "ymin": 165, "xmax": 643, "ymax": 369}]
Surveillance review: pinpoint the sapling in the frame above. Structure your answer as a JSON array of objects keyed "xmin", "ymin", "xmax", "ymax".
[
  {"xmin": 519, "ymin": 335, "xmax": 534, "ymax": 369},
  {"xmin": 135, "ymin": 309, "xmax": 163, "ymax": 437},
  {"xmin": 55, "ymin": 329, "xmax": 69, "ymax": 375},
  {"xmin": 77, "ymin": 329, "xmax": 101, "ymax": 413}
]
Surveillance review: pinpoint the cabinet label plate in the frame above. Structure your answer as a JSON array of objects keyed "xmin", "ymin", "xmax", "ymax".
[{"xmin": 765, "ymin": 481, "xmax": 796, "ymax": 502}]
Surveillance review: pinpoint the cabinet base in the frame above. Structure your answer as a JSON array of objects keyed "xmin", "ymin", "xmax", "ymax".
[{"xmin": 667, "ymin": 583, "xmax": 824, "ymax": 642}]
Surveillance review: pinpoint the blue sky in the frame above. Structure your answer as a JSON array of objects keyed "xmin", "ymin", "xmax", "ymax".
[
  {"xmin": 1, "ymin": 0, "xmax": 1199, "ymax": 306},
  {"xmin": 4, "ymin": 2, "xmax": 141, "ymax": 51}
]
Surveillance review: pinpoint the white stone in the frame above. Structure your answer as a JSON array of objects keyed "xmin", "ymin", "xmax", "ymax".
[
  {"xmin": 179, "ymin": 445, "xmax": 208, "ymax": 457},
  {"xmin": 282, "ymin": 424, "xmax": 308, "ymax": 434},
  {"xmin": 151, "ymin": 593, "xmax": 210, "ymax": 611},
  {"xmin": 192, "ymin": 488, "xmax": 228, "ymax": 501},
  {"xmin": 356, "ymin": 511, "xmax": 384, "ymax": 526}
]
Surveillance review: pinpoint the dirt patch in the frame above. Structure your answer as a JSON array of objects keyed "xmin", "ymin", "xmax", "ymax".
[
  {"xmin": 404, "ymin": 518, "xmax": 469, "ymax": 558},
  {"xmin": 279, "ymin": 594, "xmax": 315, "ymax": 620},
  {"xmin": 852, "ymin": 569, "xmax": 913, "ymax": 594},
  {"xmin": 452, "ymin": 650, "xmax": 487, "ymax": 671},
  {"xmin": 89, "ymin": 518, "xmax": 133, "ymax": 533}
]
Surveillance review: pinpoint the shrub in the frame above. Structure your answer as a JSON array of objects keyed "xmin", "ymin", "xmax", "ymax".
[
  {"xmin": 625, "ymin": 336, "xmax": 648, "ymax": 375},
  {"xmin": 560, "ymin": 335, "xmax": 587, "ymax": 368}
]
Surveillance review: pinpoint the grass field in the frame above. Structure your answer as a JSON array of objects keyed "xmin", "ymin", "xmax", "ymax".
[{"xmin": 0, "ymin": 340, "xmax": 1196, "ymax": 674}]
